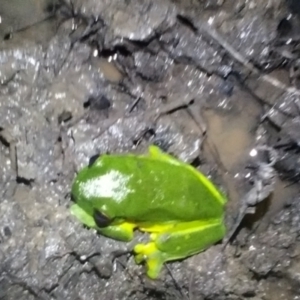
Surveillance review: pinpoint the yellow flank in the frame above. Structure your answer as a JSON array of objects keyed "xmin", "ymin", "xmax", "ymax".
[
  {"xmin": 117, "ymin": 221, "xmax": 137, "ymax": 232},
  {"xmin": 116, "ymin": 221, "xmax": 176, "ymax": 234},
  {"xmin": 138, "ymin": 223, "xmax": 176, "ymax": 233},
  {"xmin": 123, "ymin": 220, "xmax": 222, "ymax": 235}
]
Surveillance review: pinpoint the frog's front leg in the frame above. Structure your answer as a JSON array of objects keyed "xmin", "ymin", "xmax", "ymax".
[
  {"xmin": 98, "ymin": 222, "xmax": 136, "ymax": 241},
  {"xmin": 134, "ymin": 220, "xmax": 226, "ymax": 279},
  {"xmin": 71, "ymin": 204, "xmax": 135, "ymax": 241}
]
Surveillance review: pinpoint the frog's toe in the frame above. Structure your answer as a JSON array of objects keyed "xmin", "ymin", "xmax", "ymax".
[{"xmin": 134, "ymin": 242, "xmax": 165, "ymax": 279}]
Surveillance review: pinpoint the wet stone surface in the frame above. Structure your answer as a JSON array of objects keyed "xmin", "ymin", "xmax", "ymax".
[{"xmin": 1, "ymin": 0, "xmax": 300, "ymax": 299}]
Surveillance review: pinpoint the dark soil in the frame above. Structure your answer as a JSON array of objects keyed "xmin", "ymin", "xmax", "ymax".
[{"xmin": 0, "ymin": 0, "xmax": 300, "ymax": 299}]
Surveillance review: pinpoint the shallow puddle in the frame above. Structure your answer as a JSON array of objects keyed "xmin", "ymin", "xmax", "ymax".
[
  {"xmin": 202, "ymin": 90, "xmax": 300, "ymax": 227},
  {"xmin": 97, "ymin": 57, "xmax": 124, "ymax": 83},
  {"xmin": 202, "ymin": 91, "xmax": 261, "ymax": 201},
  {"xmin": 258, "ymin": 178, "xmax": 300, "ymax": 232},
  {"xmin": 203, "ymin": 109, "xmax": 255, "ymax": 172}
]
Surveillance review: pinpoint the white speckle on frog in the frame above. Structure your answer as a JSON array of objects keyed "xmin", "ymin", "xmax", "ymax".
[{"xmin": 79, "ymin": 170, "xmax": 132, "ymax": 202}]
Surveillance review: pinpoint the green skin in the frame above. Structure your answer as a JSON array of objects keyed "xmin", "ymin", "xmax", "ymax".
[{"xmin": 71, "ymin": 145, "xmax": 227, "ymax": 279}]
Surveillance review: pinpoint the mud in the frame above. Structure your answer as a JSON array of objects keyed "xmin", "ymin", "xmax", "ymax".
[{"xmin": 0, "ymin": 0, "xmax": 300, "ymax": 299}]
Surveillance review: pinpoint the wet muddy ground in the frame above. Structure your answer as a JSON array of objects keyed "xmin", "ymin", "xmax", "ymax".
[{"xmin": 1, "ymin": 0, "xmax": 300, "ymax": 299}]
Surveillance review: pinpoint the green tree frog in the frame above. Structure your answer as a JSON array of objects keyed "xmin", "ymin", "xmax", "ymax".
[{"xmin": 71, "ymin": 145, "xmax": 227, "ymax": 279}]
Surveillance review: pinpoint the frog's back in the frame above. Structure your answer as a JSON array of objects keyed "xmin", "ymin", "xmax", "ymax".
[{"xmin": 86, "ymin": 153, "xmax": 226, "ymax": 223}]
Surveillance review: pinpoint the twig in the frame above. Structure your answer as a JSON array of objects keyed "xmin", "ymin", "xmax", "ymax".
[
  {"xmin": 165, "ymin": 264, "xmax": 189, "ymax": 300},
  {"xmin": 197, "ymin": 21, "xmax": 300, "ymax": 97}
]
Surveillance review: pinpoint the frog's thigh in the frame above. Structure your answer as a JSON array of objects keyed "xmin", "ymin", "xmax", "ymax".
[
  {"xmin": 99, "ymin": 222, "xmax": 136, "ymax": 242},
  {"xmin": 134, "ymin": 220, "xmax": 225, "ymax": 279}
]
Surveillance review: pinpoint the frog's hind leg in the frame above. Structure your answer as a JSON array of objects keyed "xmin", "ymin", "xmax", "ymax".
[{"xmin": 134, "ymin": 220, "xmax": 226, "ymax": 279}]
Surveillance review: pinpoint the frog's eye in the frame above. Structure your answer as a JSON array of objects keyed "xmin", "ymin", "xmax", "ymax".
[
  {"xmin": 93, "ymin": 209, "xmax": 112, "ymax": 227},
  {"xmin": 88, "ymin": 154, "xmax": 101, "ymax": 167}
]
